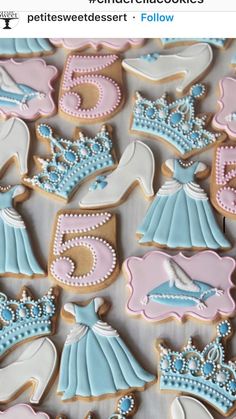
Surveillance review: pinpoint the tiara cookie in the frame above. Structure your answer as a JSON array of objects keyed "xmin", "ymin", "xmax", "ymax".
[
  {"xmin": 0, "ymin": 287, "xmax": 57, "ymax": 358},
  {"xmin": 59, "ymin": 54, "xmax": 124, "ymax": 124},
  {"xmin": 0, "ymin": 59, "xmax": 57, "ymax": 120},
  {"xmin": 24, "ymin": 124, "xmax": 116, "ymax": 202},
  {"xmin": 160, "ymin": 38, "xmax": 229, "ymax": 49},
  {"xmin": 158, "ymin": 320, "xmax": 236, "ymax": 416},
  {"xmin": 131, "ymin": 84, "xmax": 223, "ymax": 159},
  {"xmin": 213, "ymin": 77, "xmax": 236, "ymax": 139},
  {"xmin": 49, "ymin": 210, "xmax": 119, "ymax": 292},
  {"xmin": 58, "ymin": 297, "xmax": 155, "ymax": 400},
  {"xmin": 50, "ymin": 38, "xmax": 144, "ymax": 52},
  {"xmin": 123, "ymin": 251, "xmax": 235, "ymax": 323}
]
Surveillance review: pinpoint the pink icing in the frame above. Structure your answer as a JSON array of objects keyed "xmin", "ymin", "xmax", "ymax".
[
  {"xmin": 214, "ymin": 77, "xmax": 236, "ymax": 138},
  {"xmin": 50, "ymin": 38, "xmax": 144, "ymax": 51},
  {"xmin": 123, "ymin": 251, "xmax": 235, "ymax": 322},
  {"xmin": 0, "ymin": 59, "xmax": 57, "ymax": 120},
  {"xmin": 51, "ymin": 212, "xmax": 117, "ymax": 288},
  {"xmin": 0, "ymin": 404, "xmax": 49, "ymax": 419},
  {"xmin": 60, "ymin": 55, "xmax": 122, "ymax": 120},
  {"xmin": 214, "ymin": 145, "xmax": 236, "ymax": 215}
]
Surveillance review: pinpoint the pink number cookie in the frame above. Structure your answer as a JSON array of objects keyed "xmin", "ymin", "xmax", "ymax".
[
  {"xmin": 211, "ymin": 141, "xmax": 236, "ymax": 219},
  {"xmin": 49, "ymin": 210, "xmax": 119, "ymax": 292},
  {"xmin": 123, "ymin": 250, "xmax": 235, "ymax": 322},
  {"xmin": 0, "ymin": 59, "xmax": 57, "ymax": 120},
  {"xmin": 59, "ymin": 54, "xmax": 124, "ymax": 123},
  {"xmin": 50, "ymin": 38, "xmax": 144, "ymax": 52},
  {"xmin": 213, "ymin": 77, "xmax": 236, "ymax": 138}
]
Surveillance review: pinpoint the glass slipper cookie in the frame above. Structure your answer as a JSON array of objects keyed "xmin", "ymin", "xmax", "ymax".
[
  {"xmin": 0, "ymin": 59, "xmax": 57, "ymax": 120},
  {"xmin": 50, "ymin": 38, "xmax": 145, "ymax": 52},
  {"xmin": 59, "ymin": 54, "xmax": 124, "ymax": 124},
  {"xmin": 159, "ymin": 38, "xmax": 230, "ymax": 49},
  {"xmin": 0, "ymin": 287, "xmax": 58, "ymax": 358},
  {"xmin": 0, "ymin": 38, "xmax": 54, "ymax": 57},
  {"xmin": 0, "ymin": 184, "xmax": 44, "ymax": 277},
  {"xmin": 0, "ymin": 337, "xmax": 57, "ymax": 404},
  {"xmin": 79, "ymin": 141, "xmax": 154, "ymax": 209},
  {"xmin": 157, "ymin": 320, "xmax": 236, "ymax": 416},
  {"xmin": 211, "ymin": 140, "xmax": 236, "ymax": 220},
  {"xmin": 131, "ymin": 84, "xmax": 225, "ymax": 159},
  {"xmin": 213, "ymin": 77, "xmax": 236, "ymax": 139},
  {"xmin": 122, "ymin": 44, "xmax": 213, "ymax": 94},
  {"xmin": 171, "ymin": 396, "xmax": 214, "ymax": 419},
  {"xmin": 58, "ymin": 297, "xmax": 156, "ymax": 401},
  {"xmin": 0, "ymin": 118, "xmax": 30, "ymax": 178},
  {"xmin": 123, "ymin": 251, "xmax": 235, "ymax": 323},
  {"xmin": 137, "ymin": 158, "xmax": 231, "ymax": 250},
  {"xmin": 48, "ymin": 210, "xmax": 119, "ymax": 293},
  {"xmin": 23, "ymin": 124, "xmax": 116, "ymax": 203}
]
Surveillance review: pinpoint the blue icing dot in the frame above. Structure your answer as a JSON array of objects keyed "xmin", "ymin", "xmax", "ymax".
[
  {"xmin": 191, "ymin": 132, "xmax": 200, "ymax": 140},
  {"xmin": 33, "ymin": 306, "xmax": 40, "ymax": 316},
  {"xmin": 49, "ymin": 172, "xmax": 59, "ymax": 182},
  {"xmin": 65, "ymin": 151, "xmax": 76, "ymax": 162},
  {"xmin": 92, "ymin": 143, "xmax": 101, "ymax": 152},
  {"xmin": 203, "ymin": 361, "xmax": 214, "ymax": 375},
  {"xmin": 219, "ymin": 322, "xmax": 229, "ymax": 335},
  {"xmin": 192, "ymin": 85, "xmax": 204, "ymax": 97},
  {"xmin": 39, "ymin": 125, "xmax": 51, "ymax": 137},
  {"xmin": 229, "ymin": 380, "xmax": 236, "ymax": 392},
  {"xmin": 170, "ymin": 112, "xmax": 182, "ymax": 125},
  {"xmin": 2, "ymin": 308, "xmax": 12, "ymax": 322},
  {"xmin": 146, "ymin": 108, "xmax": 155, "ymax": 118},
  {"xmin": 120, "ymin": 397, "xmax": 132, "ymax": 413},
  {"xmin": 174, "ymin": 359, "xmax": 184, "ymax": 371}
]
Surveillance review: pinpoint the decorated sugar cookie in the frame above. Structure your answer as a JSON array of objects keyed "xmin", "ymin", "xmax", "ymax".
[
  {"xmin": 0, "ymin": 38, "xmax": 53, "ymax": 57},
  {"xmin": 59, "ymin": 54, "xmax": 124, "ymax": 124},
  {"xmin": 0, "ymin": 337, "xmax": 57, "ymax": 404},
  {"xmin": 123, "ymin": 251, "xmax": 235, "ymax": 322},
  {"xmin": 131, "ymin": 84, "xmax": 224, "ymax": 159},
  {"xmin": 0, "ymin": 117, "xmax": 30, "ymax": 177},
  {"xmin": 50, "ymin": 38, "xmax": 144, "ymax": 52},
  {"xmin": 137, "ymin": 159, "xmax": 230, "ymax": 249},
  {"xmin": 211, "ymin": 140, "xmax": 236, "ymax": 219},
  {"xmin": 171, "ymin": 397, "xmax": 214, "ymax": 419},
  {"xmin": 0, "ymin": 404, "xmax": 50, "ymax": 419},
  {"xmin": 49, "ymin": 210, "xmax": 119, "ymax": 292},
  {"xmin": 122, "ymin": 43, "xmax": 213, "ymax": 94},
  {"xmin": 24, "ymin": 124, "xmax": 116, "ymax": 202},
  {"xmin": 80, "ymin": 141, "xmax": 154, "ymax": 209},
  {"xmin": 213, "ymin": 77, "xmax": 236, "ymax": 138},
  {"xmin": 0, "ymin": 287, "xmax": 57, "ymax": 358},
  {"xmin": 58, "ymin": 297, "xmax": 156, "ymax": 401},
  {"xmin": 0, "ymin": 184, "xmax": 44, "ymax": 277},
  {"xmin": 157, "ymin": 320, "xmax": 236, "ymax": 416},
  {"xmin": 0, "ymin": 59, "xmax": 57, "ymax": 120},
  {"xmin": 160, "ymin": 38, "xmax": 230, "ymax": 49}
]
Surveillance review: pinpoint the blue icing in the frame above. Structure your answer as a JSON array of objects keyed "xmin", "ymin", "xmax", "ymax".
[
  {"xmin": 26, "ymin": 125, "xmax": 115, "ymax": 201},
  {"xmin": 137, "ymin": 159, "xmax": 230, "ymax": 249},
  {"xmin": 58, "ymin": 299, "xmax": 155, "ymax": 400},
  {"xmin": 148, "ymin": 280, "xmax": 215, "ymax": 307},
  {"xmin": 0, "ymin": 84, "xmax": 39, "ymax": 108},
  {"xmin": 140, "ymin": 52, "xmax": 160, "ymax": 62},
  {"xmin": 0, "ymin": 38, "xmax": 53, "ymax": 56},
  {"xmin": 161, "ymin": 38, "xmax": 228, "ymax": 48}
]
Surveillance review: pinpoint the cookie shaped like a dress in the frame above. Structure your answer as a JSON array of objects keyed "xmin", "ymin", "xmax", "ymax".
[
  {"xmin": 0, "ymin": 185, "xmax": 44, "ymax": 277},
  {"xmin": 0, "ymin": 38, "xmax": 53, "ymax": 57},
  {"xmin": 58, "ymin": 298, "xmax": 155, "ymax": 400},
  {"xmin": 137, "ymin": 159, "xmax": 230, "ymax": 249}
]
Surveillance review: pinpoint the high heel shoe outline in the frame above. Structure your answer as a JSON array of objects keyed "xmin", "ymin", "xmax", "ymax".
[
  {"xmin": 122, "ymin": 43, "xmax": 213, "ymax": 94},
  {"xmin": 79, "ymin": 141, "xmax": 155, "ymax": 209},
  {"xmin": 0, "ymin": 117, "xmax": 30, "ymax": 176},
  {"xmin": 0, "ymin": 337, "xmax": 58, "ymax": 404}
]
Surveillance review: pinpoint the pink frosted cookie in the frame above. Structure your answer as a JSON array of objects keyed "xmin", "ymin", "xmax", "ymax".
[
  {"xmin": 123, "ymin": 251, "xmax": 235, "ymax": 322},
  {"xmin": 0, "ymin": 405, "xmax": 50, "ymax": 419},
  {"xmin": 59, "ymin": 54, "xmax": 124, "ymax": 124},
  {"xmin": 213, "ymin": 77, "xmax": 236, "ymax": 138},
  {"xmin": 50, "ymin": 38, "xmax": 144, "ymax": 51},
  {"xmin": 0, "ymin": 59, "xmax": 57, "ymax": 120}
]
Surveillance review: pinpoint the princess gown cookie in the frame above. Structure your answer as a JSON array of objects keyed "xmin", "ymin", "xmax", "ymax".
[
  {"xmin": 0, "ymin": 185, "xmax": 44, "ymax": 277},
  {"xmin": 58, "ymin": 298, "xmax": 155, "ymax": 400},
  {"xmin": 0, "ymin": 38, "xmax": 53, "ymax": 57},
  {"xmin": 137, "ymin": 159, "xmax": 230, "ymax": 249}
]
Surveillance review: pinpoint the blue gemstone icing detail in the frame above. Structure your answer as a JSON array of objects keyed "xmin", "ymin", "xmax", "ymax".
[
  {"xmin": 159, "ymin": 320, "xmax": 236, "ymax": 415},
  {"xmin": 89, "ymin": 175, "xmax": 108, "ymax": 191},
  {"xmin": 140, "ymin": 52, "xmax": 160, "ymax": 62},
  {"xmin": 132, "ymin": 84, "xmax": 219, "ymax": 156},
  {"xmin": 25, "ymin": 125, "xmax": 115, "ymax": 200},
  {"xmin": 0, "ymin": 288, "xmax": 56, "ymax": 357},
  {"xmin": 161, "ymin": 38, "xmax": 228, "ymax": 48}
]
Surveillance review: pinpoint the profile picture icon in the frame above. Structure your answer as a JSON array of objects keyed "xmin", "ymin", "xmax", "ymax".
[{"xmin": 0, "ymin": 11, "xmax": 19, "ymax": 29}]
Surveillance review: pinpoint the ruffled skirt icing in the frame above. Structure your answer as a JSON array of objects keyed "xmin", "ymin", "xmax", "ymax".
[
  {"xmin": 0, "ymin": 38, "xmax": 52, "ymax": 55},
  {"xmin": 137, "ymin": 189, "xmax": 230, "ymax": 249},
  {"xmin": 58, "ymin": 331, "xmax": 155, "ymax": 399}
]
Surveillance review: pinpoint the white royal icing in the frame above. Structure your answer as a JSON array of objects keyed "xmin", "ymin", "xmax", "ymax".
[
  {"xmin": 122, "ymin": 43, "xmax": 213, "ymax": 93},
  {"xmin": 171, "ymin": 396, "xmax": 214, "ymax": 419},
  {"xmin": 0, "ymin": 337, "xmax": 57, "ymax": 404}
]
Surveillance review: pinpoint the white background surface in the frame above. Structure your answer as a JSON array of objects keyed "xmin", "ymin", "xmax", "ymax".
[{"xmin": 0, "ymin": 38, "xmax": 236, "ymax": 419}]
